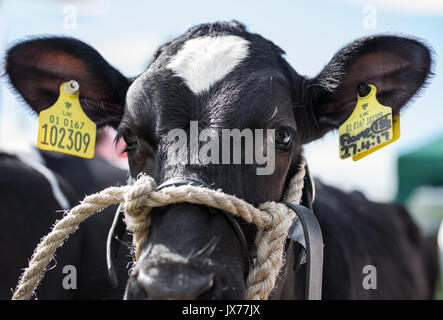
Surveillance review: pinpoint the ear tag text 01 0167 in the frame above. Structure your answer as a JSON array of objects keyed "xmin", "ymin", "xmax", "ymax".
[
  {"xmin": 37, "ymin": 81, "xmax": 96, "ymax": 159},
  {"xmin": 338, "ymin": 84, "xmax": 400, "ymax": 161}
]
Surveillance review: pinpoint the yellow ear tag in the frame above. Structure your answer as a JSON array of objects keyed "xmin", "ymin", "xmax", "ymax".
[
  {"xmin": 37, "ymin": 81, "xmax": 96, "ymax": 159},
  {"xmin": 338, "ymin": 84, "xmax": 400, "ymax": 161}
]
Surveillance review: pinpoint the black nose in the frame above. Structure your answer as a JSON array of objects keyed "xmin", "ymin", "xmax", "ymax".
[{"xmin": 126, "ymin": 264, "xmax": 215, "ymax": 300}]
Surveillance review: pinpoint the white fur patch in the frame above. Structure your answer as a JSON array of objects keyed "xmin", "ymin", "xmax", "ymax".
[
  {"xmin": 1, "ymin": 144, "xmax": 69, "ymax": 209},
  {"xmin": 150, "ymin": 244, "xmax": 188, "ymax": 264},
  {"xmin": 167, "ymin": 35, "xmax": 250, "ymax": 95},
  {"xmin": 16, "ymin": 151, "xmax": 70, "ymax": 210}
]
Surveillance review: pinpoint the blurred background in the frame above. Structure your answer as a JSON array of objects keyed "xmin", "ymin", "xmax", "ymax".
[{"xmin": 0, "ymin": 0, "xmax": 442, "ymax": 237}]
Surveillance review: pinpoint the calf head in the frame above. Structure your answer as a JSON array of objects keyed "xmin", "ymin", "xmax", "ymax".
[{"xmin": 5, "ymin": 21, "xmax": 432, "ymax": 299}]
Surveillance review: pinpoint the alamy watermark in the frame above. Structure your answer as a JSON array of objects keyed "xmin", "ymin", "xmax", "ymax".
[
  {"xmin": 62, "ymin": 265, "xmax": 77, "ymax": 290},
  {"xmin": 166, "ymin": 121, "xmax": 276, "ymax": 175},
  {"xmin": 62, "ymin": 5, "xmax": 77, "ymax": 30},
  {"xmin": 362, "ymin": 265, "xmax": 377, "ymax": 290},
  {"xmin": 363, "ymin": 4, "xmax": 377, "ymax": 30}
]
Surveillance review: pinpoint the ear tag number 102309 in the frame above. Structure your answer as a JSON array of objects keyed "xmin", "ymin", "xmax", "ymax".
[
  {"xmin": 338, "ymin": 84, "xmax": 400, "ymax": 161},
  {"xmin": 37, "ymin": 81, "xmax": 96, "ymax": 159}
]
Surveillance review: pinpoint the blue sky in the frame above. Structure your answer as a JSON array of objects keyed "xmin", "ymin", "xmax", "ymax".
[{"xmin": 1, "ymin": 0, "xmax": 442, "ymax": 201}]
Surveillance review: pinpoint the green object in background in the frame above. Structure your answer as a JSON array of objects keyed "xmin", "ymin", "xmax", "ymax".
[{"xmin": 396, "ymin": 136, "xmax": 443, "ymax": 203}]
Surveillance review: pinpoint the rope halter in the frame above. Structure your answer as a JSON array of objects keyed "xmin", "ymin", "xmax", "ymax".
[{"xmin": 12, "ymin": 156, "xmax": 307, "ymax": 301}]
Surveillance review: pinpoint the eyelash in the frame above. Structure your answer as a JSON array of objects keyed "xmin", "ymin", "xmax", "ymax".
[{"xmin": 116, "ymin": 128, "xmax": 138, "ymax": 153}]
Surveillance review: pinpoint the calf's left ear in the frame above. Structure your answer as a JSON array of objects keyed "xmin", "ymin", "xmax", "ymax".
[
  {"xmin": 296, "ymin": 35, "xmax": 433, "ymax": 143},
  {"xmin": 4, "ymin": 37, "xmax": 130, "ymax": 128}
]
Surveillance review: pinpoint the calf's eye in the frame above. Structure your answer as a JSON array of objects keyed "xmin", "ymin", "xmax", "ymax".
[
  {"xmin": 123, "ymin": 129, "xmax": 138, "ymax": 152},
  {"xmin": 274, "ymin": 127, "xmax": 293, "ymax": 149}
]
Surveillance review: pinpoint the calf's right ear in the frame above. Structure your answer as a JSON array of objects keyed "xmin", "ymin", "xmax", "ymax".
[
  {"xmin": 4, "ymin": 37, "xmax": 130, "ymax": 128},
  {"xmin": 294, "ymin": 35, "xmax": 433, "ymax": 144}
]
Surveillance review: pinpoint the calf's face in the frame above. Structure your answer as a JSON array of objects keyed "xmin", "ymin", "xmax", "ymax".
[{"xmin": 5, "ymin": 21, "xmax": 432, "ymax": 299}]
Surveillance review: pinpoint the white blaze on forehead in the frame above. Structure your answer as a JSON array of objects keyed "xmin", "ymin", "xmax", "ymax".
[{"xmin": 167, "ymin": 35, "xmax": 250, "ymax": 95}]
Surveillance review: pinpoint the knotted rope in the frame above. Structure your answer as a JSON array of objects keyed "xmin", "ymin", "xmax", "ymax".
[{"xmin": 12, "ymin": 157, "xmax": 306, "ymax": 301}]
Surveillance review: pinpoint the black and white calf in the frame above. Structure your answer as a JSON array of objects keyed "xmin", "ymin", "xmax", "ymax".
[{"xmin": 5, "ymin": 21, "xmax": 436, "ymax": 299}]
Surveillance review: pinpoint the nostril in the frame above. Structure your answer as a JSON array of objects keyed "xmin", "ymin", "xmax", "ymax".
[
  {"xmin": 134, "ymin": 268, "xmax": 215, "ymax": 300},
  {"xmin": 195, "ymin": 274, "xmax": 215, "ymax": 298},
  {"xmin": 195, "ymin": 276, "xmax": 216, "ymax": 300},
  {"xmin": 125, "ymin": 277, "xmax": 150, "ymax": 300}
]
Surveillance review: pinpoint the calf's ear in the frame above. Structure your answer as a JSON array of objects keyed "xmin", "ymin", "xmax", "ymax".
[
  {"xmin": 296, "ymin": 35, "xmax": 433, "ymax": 143},
  {"xmin": 5, "ymin": 37, "xmax": 130, "ymax": 128}
]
